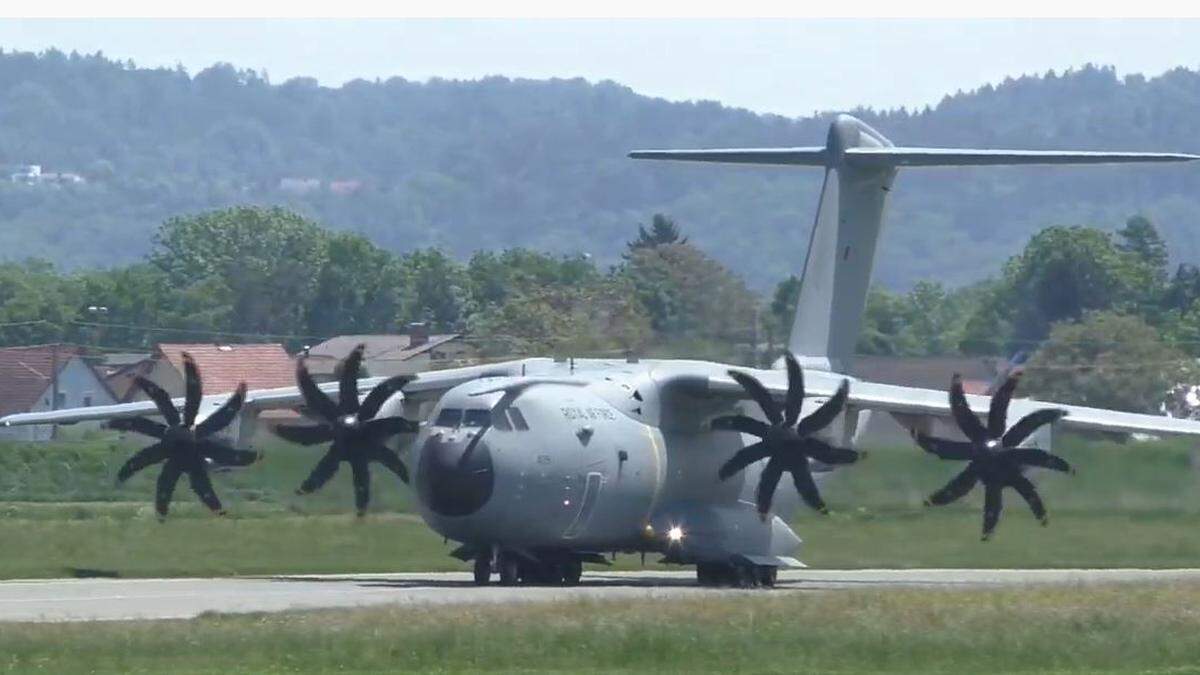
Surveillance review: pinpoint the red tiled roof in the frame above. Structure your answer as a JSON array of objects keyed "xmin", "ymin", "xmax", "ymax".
[
  {"xmin": 0, "ymin": 344, "xmax": 88, "ymax": 416},
  {"xmin": 156, "ymin": 343, "xmax": 296, "ymax": 394}
]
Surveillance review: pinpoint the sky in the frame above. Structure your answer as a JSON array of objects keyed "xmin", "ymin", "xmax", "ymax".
[{"xmin": 2, "ymin": 18, "xmax": 1200, "ymax": 116}]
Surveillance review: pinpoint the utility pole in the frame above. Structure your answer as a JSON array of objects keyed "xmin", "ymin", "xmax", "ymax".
[
  {"xmin": 752, "ymin": 304, "xmax": 761, "ymax": 367},
  {"xmin": 50, "ymin": 342, "xmax": 59, "ymax": 440}
]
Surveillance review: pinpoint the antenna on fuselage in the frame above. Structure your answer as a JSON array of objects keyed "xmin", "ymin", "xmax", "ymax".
[{"xmin": 630, "ymin": 114, "xmax": 1199, "ymax": 374}]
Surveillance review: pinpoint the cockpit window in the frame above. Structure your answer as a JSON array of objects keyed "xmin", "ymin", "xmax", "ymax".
[
  {"xmin": 508, "ymin": 407, "xmax": 530, "ymax": 431},
  {"xmin": 462, "ymin": 409, "xmax": 490, "ymax": 428},
  {"xmin": 434, "ymin": 408, "xmax": 462, "ymax": 428}
]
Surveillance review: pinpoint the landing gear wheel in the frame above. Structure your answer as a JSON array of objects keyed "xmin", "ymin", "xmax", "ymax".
[
  {"xmin": 519, "ymin": 561, "xmax": 552, "ymax": 585},
  {"xmin": 696, "ymin": 563, "xmax": 725, "ymax": 587},
  {"xmin": 562, "ymin": 559, "xmax": 583, "ymax": 586},
  {"xmin": 498, "ymin": 553, "xmax": 520, "ymax": 586},
  {"xmin": 756, "ymin": 565, "xmax": 777, "ymax": 588},
  {"xmin": 473, "ymin": 555, "xmax": 492, "ymax": 586},
  {"xmin": 733, "ymin": 565, "xmax": 759, "ymax": 589}
]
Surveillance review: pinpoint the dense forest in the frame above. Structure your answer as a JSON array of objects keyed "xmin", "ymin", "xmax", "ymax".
[{"xmin": 1, "ymin": 50, "xmax": 1199, "ymax": 290}]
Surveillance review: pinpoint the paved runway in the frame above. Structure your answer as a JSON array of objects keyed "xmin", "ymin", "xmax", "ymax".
[{"xmin": 2, "ymin": 568, "xmax": 1199, "ymax": 623}]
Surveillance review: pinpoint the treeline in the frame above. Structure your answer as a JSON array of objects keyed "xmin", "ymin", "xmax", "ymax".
[
  {"xmin": 829, "ymin": 215, "xmax": 1200, "ymax": 412},
  {"xmin": 1, "ymin": 204, "xmax": 1196, "ymax": 413},
  {"xmin": 4, "ymin": 50, "xmax": 1200, "ymax": 290},
  {"xmin": 0, "ymin": 208, "xmax": 758, "ymax": 361}
]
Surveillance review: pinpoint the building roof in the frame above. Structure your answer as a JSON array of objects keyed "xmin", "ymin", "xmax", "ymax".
[
  {"xmin": 155, "ymin": 343, "xmax": 296, "ymax": 394},
  {"xmin": 0, "ymin": 344, "xmax": 98, "ymax": 416},
  {"xmin": 102, "ymin": 352, "xmax": 152, "ymax": 368},
  {"xmin": 850, "ymin": 355, "xmax": 999, "ymax": 394},
  {"xmin": 104, "ymin": 358, "xmax": 156, "ymax": 403},
  {"xmin": 305, "ymin": 333, "xmax": 461, "ymax": 374}
]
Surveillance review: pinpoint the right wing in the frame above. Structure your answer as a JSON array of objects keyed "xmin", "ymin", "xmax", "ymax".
[{"xmin": 692, "ymin": 370, "xmax": 1200, "ymax": 439}]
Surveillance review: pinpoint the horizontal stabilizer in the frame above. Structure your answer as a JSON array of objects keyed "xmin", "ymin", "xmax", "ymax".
[
  {"xmin": 845, "ymin": 147, "xmax": 1200, "ymax": 168},
  {"xmin": 628, "ymin": 147, "xmax": 828, "ymax": 166},
  {"xmin": 629, "ymin": 146, "xmax": 1200, "ymax": 168}
]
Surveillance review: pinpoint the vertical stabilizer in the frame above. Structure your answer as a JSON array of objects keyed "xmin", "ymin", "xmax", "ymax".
[
  {"xmin": 630, "ymin": 115, "xmax": 1198, "ymax": 374},
  {"xmin": 787, "ymin": 117, "xmax": 896, "ymax": 372}
]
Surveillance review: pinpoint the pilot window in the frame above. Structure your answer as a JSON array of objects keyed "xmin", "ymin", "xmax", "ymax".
[
  {"xmin": 434, "ymin": 408, "xmax": 462, "ymax": 428},
  {"xmin": 462, "ymin": 409, "xmax": 490, "ymax": 428},
  {"xmin": 508, "ymin": 407, "xmax": 530, "ymax": 431}
]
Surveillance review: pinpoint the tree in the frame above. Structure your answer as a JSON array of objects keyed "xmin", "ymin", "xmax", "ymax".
[
  {"xmin": 305, "ymin": 232, "xmax": 407, "ymax": 338},
  {"xmin": 469, "ymin": 279, "xmax": 651, "ymax": 356},
  {"xmin": 620, "ymin": 241, "xmax": 757, "ymax": 350},
  {"xmin": 1116, "ymin": 215, "xmax": 1169, "ymax": 283},
  {"xmin": 150, "ymin": 206, "xmax": 328, "ymax": 336},
  {"xmin": 1021, "ymin": 311, "xmax": 1193, "ymax": 413},
  {"xmin": 767, "ymin": 275, "xmax": 800, "ymax": 351},
  {"xmin": 1002, "ymin": 226, "xmax": 1140, "ymax": 344},
  {"xmin": 0, "ymin": 260, "xmax": 81, "ymax": 344},
  {"xmin": 400, "ymin": 249, "xmax": 467, "ymax": 332},
  {"xmin": 627, "ymin": 214, "xmax": 686, "ymax": 253}
]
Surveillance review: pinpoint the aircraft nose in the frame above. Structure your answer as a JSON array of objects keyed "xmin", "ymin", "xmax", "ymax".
[{"xmin": 415, "ymin": 428, "xmax": 495, "ymax": 517}]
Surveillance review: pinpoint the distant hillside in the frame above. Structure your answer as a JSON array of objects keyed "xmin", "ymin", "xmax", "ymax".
[{"xmin": 1, "ymin": 50, "xmax": 1198, "ymax": 289}]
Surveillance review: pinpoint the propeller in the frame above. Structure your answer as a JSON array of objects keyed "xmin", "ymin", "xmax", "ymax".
[
  {"xmin": 914, "ymin": 372, "xmax": 1071, "ymax": 540},
  {"xmin": 109, "ymin": 353, "xmax": 256, "ymax": 518},
  {"xmin": 272, "ymin": 344, "xmax": 418, "ymax": 516},
  {"xmin": 712, "ymin": 352, "xmax": 863, "ymax": 519}
]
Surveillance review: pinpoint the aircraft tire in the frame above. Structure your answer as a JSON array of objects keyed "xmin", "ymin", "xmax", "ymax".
[
  {"xmin": 498, "ymin": 554, "xmax": 520, "ymax": 586},
  {"xmin": 473, "ymin": 555, "xmax": 492, "ymax": 586},
  {"xmin": 733, "ymin": 565, "xmax": 759, "ymax": 589},
  {"xmin": 562, "ymin": 559, "xmax": 583, "ymax": 586},
  {"xmin": 756, "ymin": 566, "xmax": 777, "ymax": 588},
  {"xmin": 696, "ymin": 563, "xmax": 723, "ymax": 586}
]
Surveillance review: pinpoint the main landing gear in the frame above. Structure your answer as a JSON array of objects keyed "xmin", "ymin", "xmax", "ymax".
[
  {"xmin": 474, "ymin": 550, "xmax": 584, "ymax": 586},
  {"xmin": 696, "ymin": 562, "xmax": 777, "ymax": 588}
]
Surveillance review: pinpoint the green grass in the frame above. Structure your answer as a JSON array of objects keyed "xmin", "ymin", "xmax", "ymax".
[
  {"xmin": 2, "ymin": 433, "xmax": 1200, "ymax": 578},
  {"xmin": 5, "ymin": 582, "xmax": 1200, "ymax": 673}
]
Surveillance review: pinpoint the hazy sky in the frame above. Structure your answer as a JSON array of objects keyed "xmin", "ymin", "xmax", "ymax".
[{"xmin": 3, "ymin": 18, "xmax": 1200, "ymax": 116}]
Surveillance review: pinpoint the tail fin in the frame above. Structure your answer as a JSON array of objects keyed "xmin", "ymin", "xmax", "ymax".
[{"xmin": 631, "ymin": 114, "xmax": 1198, "ymax": 373}]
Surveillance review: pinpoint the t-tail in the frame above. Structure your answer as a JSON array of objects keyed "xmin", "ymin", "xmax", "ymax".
[{"xmin": 630, "ymin": 114, "xmax": 1199, "ymax": 373}]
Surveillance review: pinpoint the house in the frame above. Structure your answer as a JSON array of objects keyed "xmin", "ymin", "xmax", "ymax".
[
  {"xmin": 304, "ymin": 325, "xmax": 478, "ymax": 379},
  {"xmin": 9, "ymin": 165, "xmax": 86, "ymax": 186},
  {"xmin": 0, "ymin": 344, "xmax": 117, "ymax": 441},
  {"xmin": 278, "ymin": 177, "xmax": 321, "ymax": 195},
  {"xmin": 97, "ymin": 352, "xmax": 153, "ymax": 402},
  {"xmin": 848, "ymin": 355, "xmax": 1003, "ymax": 446},
  {"xmin": 850, "ymin": 355, "xmax": 999, "ymax": 395},
  {"xmin": 132, "ymin": 343, "xmax": 297, "ymax": 398},
  {"xmin": 9, "ymin": 164, "xmax": 41, "ymax": 184},
  {"xmin": 328, "ymin": 179, "xmax": 363, "ymax": 196}
]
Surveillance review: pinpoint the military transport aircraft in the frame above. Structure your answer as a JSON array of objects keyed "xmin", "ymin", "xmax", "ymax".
[{"xmin": 6, "ymin": 114, "xmax": 1200, "ymax": 588}]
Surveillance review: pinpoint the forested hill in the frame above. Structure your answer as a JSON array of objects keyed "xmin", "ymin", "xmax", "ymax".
[{"xmin": 2, "ymin": 49, "xmax": 1200, "ymax": 289}]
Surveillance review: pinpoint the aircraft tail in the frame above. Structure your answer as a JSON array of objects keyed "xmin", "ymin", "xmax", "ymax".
[{"xmin": 631, "ymin": 114, "xmax": 1198, "ymax": 373}]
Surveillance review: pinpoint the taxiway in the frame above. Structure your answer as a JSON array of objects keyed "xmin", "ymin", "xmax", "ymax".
[{"xmin": 2, "ymin": 568, "xmax": 1198, "ymax": 623}]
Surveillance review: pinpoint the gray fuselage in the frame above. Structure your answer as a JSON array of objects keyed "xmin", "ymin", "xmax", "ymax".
[{"xmin": 406, "ymin": 358, "xmax": 851, "ymax": 565}]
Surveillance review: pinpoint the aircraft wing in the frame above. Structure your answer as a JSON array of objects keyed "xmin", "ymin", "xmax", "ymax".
[
  {"xmin": 0, "ymin": 358, "xmax": 548, "ymax": 428},
  {"xmin": 700, "ymin": 373, "xmax": 1200, "ymax": 438}
]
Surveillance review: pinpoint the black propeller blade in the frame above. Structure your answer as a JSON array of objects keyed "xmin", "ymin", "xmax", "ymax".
[
  {"xmin": 914, "ymin": 372, "xmax": 1071, "ymax": 540},
  {"xmin": 712, "ymin": 352, "xmax": 862, "ymax": 519},
  {"xmin": 110, "ymin": 353, "xmax": 256, "ymax": 518},
  {"xmin": 273, "ymin": 344, "xmax": 419, "ymax": 516}
]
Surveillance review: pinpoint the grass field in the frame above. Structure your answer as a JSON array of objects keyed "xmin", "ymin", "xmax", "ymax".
[
  {"xmin": 4, "ymin": 581, "xmax": 1200, "ymax": 673},
  {"xmin": 2, "ymin": 432, "xmax": 1200, "ymax": 578}
]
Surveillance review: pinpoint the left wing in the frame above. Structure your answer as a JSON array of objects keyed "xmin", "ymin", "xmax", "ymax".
[
  {"xmin": 697, "ymin": 371, "xmax": 1200, "ymax": 438},
  {"xmin": 0, "ymin": 358, "xmax": 550, "ymax": 428}
]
